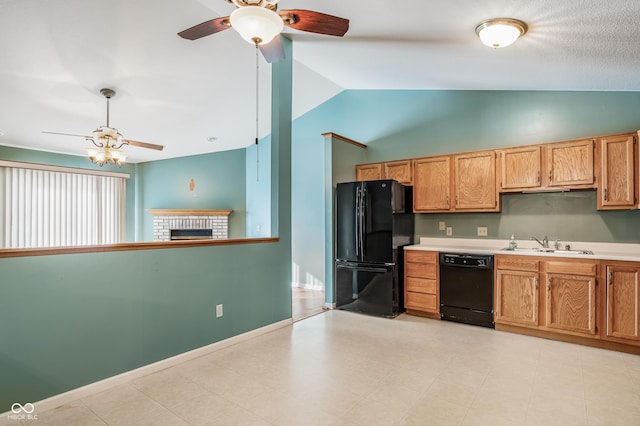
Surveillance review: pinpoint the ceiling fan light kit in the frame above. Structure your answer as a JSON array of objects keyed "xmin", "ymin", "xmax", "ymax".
[
  {"xmin": 475, "ymin": 18, "xmax": 527, "ymax": 48},
  {"xmin": 230, "ymin": 6, "xmax": 284, "ymax": 45},
  {"xmin": 178, "ymin": 1, "xmax": 349, "ymax": 63},
  {"xmin": 43, "ymin": 87, "xmax": 164, "ymax": 167}
]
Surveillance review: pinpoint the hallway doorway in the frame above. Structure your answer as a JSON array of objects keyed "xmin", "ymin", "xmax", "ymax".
[{"xmin": 292, "ymin": 287, "xmax": 326, "ymax": 321}]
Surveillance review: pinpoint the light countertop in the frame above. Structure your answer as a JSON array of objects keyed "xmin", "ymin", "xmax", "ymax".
[{"xmin": 405, "ymin": 237, "xmax": 640, "ymax": 262}]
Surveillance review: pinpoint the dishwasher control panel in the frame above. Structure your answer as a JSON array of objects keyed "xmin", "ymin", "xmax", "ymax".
[{"xmin": 439, "ymin": 253, "xmax": 493, "ymax": 268}]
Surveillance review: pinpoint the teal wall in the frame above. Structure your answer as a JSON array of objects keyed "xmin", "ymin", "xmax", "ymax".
[
  {"xmin": 0, "ymin": 243, "xmax": 290, "ymax": 408},
  {"xmin": 137, "ymin": 149, "xmax": 247, "ymax": 241},
  {"xmin": 0, "ymin": 145, "xmax": 137, "ymax": 242},
  {"xmin": 290, "ymin": 90, "xmax": 640, "ymax": 302},
  {"xmin": 245, "ymin": 137, "xmax": 272, "ymax": 238},
  {"xmin": 0, "ymin": 37, "xmax": 293, "ymax": 412}
]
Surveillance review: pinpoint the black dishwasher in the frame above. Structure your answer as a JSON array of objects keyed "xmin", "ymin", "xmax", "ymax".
[{"xmin": 439, "ymin": 253, "xmax": 494, "ymax": 328}]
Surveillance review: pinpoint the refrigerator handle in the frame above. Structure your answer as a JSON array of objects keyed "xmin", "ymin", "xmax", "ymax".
[
  {"xmin": 354, "ymin": 186, "xmax": 361, "ymax": 257},
  {"xmin": 360, "ymin": 185, "xmax": 366, "ymax": 258}
]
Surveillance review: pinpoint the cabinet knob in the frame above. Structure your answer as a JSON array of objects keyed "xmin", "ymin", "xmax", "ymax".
[{"xmin": 604, "ymin": 188, "xmax": 608, "ymax": 201}]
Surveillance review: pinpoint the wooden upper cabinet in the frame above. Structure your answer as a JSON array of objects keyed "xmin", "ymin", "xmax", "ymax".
[
  {"xmin": 499, "ymin": 146, "xmax": 541, "ymax": 191},
  {"xmin": 544, "ymin": 260, "xmax": 597, "ymax": 336},
  {"xmin": 545, "ymin": 139, "xmax": 595, "ymax": 187},
  {"xmin": 355, "ymin": 163, "xmax": 382, "ymax": 181},
  {"xmin": 453, "ymin": 151, "xmax": 498, "ymax": 211},
  {"xmin": 356, "ymin": 160, "xmax": 412, "ymax": 184},
  {"xmin": 384, "ymin": 160, "xmax": 413, "ymax": 185},
  {"xmin": 605, "ymin": 264, "xmax": 640, "ymax": 342},
  {"xmin": 598, "ymin": 134, "xmax": 637, "ymax": 210},
  {"xmin": 413, "ymin": 156, "xmax": 451, "ymax": 212}
]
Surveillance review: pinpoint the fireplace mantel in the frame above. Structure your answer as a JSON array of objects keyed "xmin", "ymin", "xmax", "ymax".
[{"xmin": 146, "ymin": 209, "xmax": 233, "ymax": 217}]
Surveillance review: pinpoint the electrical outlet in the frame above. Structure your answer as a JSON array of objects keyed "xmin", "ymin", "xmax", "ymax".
[
  {"xmin": 446, "ymin": 226, "xmax": 453, "ymax": 236},
  {"xmin": 215, "ymin": 304, "xmax": 223, "ymax": 318},
  {"xmin": 477, "ymin": 226, "xmax": 488, "ymax": 237},
  {"xmin": 439, "ymin": 221, "xmax": 446, "ymax": 231}
]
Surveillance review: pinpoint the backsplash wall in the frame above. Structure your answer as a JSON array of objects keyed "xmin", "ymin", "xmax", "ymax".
[{"xmin": 415, "ymin": 191, "xmax": 640, "ymax": 243}]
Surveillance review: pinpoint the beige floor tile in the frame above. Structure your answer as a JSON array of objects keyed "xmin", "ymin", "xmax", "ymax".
[
  {"xmin": 23, "ymin": 401, "xmax": 106, "ymax": 426},
  {"xmin": 525, "ymin": 406, "xmax": 587, "ymax": 426},
  {"xmin": 81, "ymin": 384, "xmax": 189, "ymax": 426},
  {"xmin": 586, "ymin": 403, "xmax": 640, "ymax": 426},
  {"xmin": 405, "ymin": 395, "xmax": 468, "ymax": 426}
]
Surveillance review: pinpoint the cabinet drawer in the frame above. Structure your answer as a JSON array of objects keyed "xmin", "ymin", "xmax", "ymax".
[
  {"xmin": 546, "ymin": 261, "xmax": 596, "ymax": 275},
  {"xmin": 405, "ymin": 262, "xmax": 437, "ymax": 278},
  {"xmin": 405, "ymin": 251, "xmax": 438, "ymax": 264},
  {"xmin": 406, "ymin": 277, "xmax": 437, "ymax": 294},
  {"xmin": 496, "ymin": 256, "xmax": 539, "ymax": 272},
  {"xmin": 406, "ymin": 292, "xmax": 438, "ymax": 312}
]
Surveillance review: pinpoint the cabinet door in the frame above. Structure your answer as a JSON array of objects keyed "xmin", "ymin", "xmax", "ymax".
[
  {"xmin": 598, "ymin": 134, "xmax": 636, "ymax": 209},
  {"xmin": 453, "ymin": 151, "xmax": 497, "ymax": 210},
  {"xmin": 384, "ymin": 160, "xmax": 413, "ymax": 185},
  {"xmin": 356, "ymin": 164, "xmax": 382, "ymax": 181},
  {"xmin": 606, "ymin": 266, "xmax": 640, "ymax": 341},
  {"xmin": 495, "ymin": 269, "xmax": 539, "ymax": 327},
  {"xmin": 499, "ymin": 146, "xmax": 541, "ymax": 191},
  {"xmin": 545, "ymin": 272, "xmax": 596, "ymax": 335},
  {"xmin": 413, "ymin": 156, "xmax": 451, "ymax": 212},
  {"xmin": 545, "ymin": 139, "xmax": 595, "ymax": 187}
]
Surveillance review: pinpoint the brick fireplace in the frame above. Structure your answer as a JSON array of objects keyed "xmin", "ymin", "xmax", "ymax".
[{"xmin": 147, "ymin": 209, "xmax": 232, "ymax": 242}]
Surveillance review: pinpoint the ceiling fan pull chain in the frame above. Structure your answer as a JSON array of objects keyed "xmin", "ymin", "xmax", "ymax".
[{"xmin": 255, "ymin": 43, "xmax": 260, "ymax": 182}]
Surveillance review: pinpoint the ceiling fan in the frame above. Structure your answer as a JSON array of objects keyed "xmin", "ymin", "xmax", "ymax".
[
  {"xmin": 43, "ymin": 88, "xmax": 164, "ymax": 167},
  {"xmin": 178, "ymin": 0, "xmax": 349, "ymax": 63}
]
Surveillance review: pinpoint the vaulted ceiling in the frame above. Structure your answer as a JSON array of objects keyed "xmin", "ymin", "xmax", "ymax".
[{"xmin": 1, "ymin": 0, "xmax": 639, "ymax": 163}]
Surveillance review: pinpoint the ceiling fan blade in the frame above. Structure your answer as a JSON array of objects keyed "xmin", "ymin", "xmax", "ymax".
[
  {"xmin": 178, "ymin": 16, "xmax": 231, "ymax": 40},
  {"xmin": 42, "ymin": 131, "xmax": 88, "ymax": 138},
  {"xmin": 259, "ymin": 36, "xmax": 285, "ymax": 63},
  {"xmin": 280, "ymin": 9, "xmax": 349, "ymax": 37},
  {"xmin": 123, "ymin": 139, "xmax": 164, "ymax": 151}
]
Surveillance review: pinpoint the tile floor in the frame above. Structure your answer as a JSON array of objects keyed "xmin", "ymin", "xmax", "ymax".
[{"xmin": 8, "ymin": 310, "xmax": 640, "ymax": 425}]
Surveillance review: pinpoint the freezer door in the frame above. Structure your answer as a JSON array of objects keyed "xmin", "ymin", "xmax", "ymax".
[{"xmin": 335, "ymin": 262, "xmax": 398, "ymax": 317}]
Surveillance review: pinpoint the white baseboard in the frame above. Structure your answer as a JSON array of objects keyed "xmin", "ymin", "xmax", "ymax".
[
  {"xmin": 0, "ymin": 318, "xmax": 293, "ymax": 424},
  {"xmin": 325, "ymin": 302, "xmax": 336, "ymax": 309}
]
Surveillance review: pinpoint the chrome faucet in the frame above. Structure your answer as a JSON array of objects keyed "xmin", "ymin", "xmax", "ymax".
[{"xmin": 531, "ymin": 236, "xmax": 549, "ymax": 249}]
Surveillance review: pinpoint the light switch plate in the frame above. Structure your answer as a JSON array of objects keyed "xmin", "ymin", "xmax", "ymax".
[
  {"xmin": 439, "ymin": 221, "xmax": 446, "ymax": 231},
  {"xmin": 446, "ymin": 227, "xmax": 453, "ymax": 236}
]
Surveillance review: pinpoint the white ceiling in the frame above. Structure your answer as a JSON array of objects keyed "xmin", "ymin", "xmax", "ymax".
[{"xmin": 1, "ymin": 0, "xmax": 639, "ymax": 163}]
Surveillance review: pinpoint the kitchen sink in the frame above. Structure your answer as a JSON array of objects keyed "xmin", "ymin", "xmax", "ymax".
[{"xmin": 501, "ymin": 247, "xmax": 594, "ymax": 255}]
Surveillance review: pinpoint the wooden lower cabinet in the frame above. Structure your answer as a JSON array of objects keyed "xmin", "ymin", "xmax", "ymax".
[
  {"xmin": 495, "ymin": 255, "xmax": 540, "ymax": 328},
  {"xmin": 544, "ymin": 272, "xmax": 597, "ymax": 336},
  {"xmin": 604, "ymin": 263, "xmax": 640, "ymax": 342},
  {"xmin": 404, "ymin": 250, "xmax": 439, "ymax": 317}
]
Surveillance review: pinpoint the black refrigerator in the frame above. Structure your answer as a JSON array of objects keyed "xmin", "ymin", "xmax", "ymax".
[{"xmin": 335, "ymin": 179, "xmax": 414, "ymax": 317}]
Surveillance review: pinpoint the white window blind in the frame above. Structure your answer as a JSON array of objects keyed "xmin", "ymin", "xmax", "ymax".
[{"xmin": 0, "ymin": 166, "xmax": 126, "ymax": 248}]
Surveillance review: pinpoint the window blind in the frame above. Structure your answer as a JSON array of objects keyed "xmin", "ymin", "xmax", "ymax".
[{"xmin": 0, "ymin": 166, "xmax": 126, "ymax": 248}]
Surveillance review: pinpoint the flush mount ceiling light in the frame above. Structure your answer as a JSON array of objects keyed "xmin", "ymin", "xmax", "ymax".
[
  {"xmin": 475, "ymin": 18, "xmax": 528, "ymax": 49},
  {"xmin": 229, "ymin": 5, "xmax": 284, "ymax": 45}
]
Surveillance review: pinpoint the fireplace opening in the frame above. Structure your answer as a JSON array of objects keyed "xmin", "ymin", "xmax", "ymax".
[{"xmin": 170, "ymin": 229, "xmax": 213, "ymax": 241}]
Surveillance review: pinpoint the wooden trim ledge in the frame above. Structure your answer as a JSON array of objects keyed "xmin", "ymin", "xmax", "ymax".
[
  {"xmin": 0, "ymin": 237, "xmax": 279, "ymax": 258},
  {"xmin": 321, "ymin": 132, "xmax": 367, "ymax": 149},
  {"xmin": 147, "ymin": 209, "xmax": 233, "ymax": 216}
]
